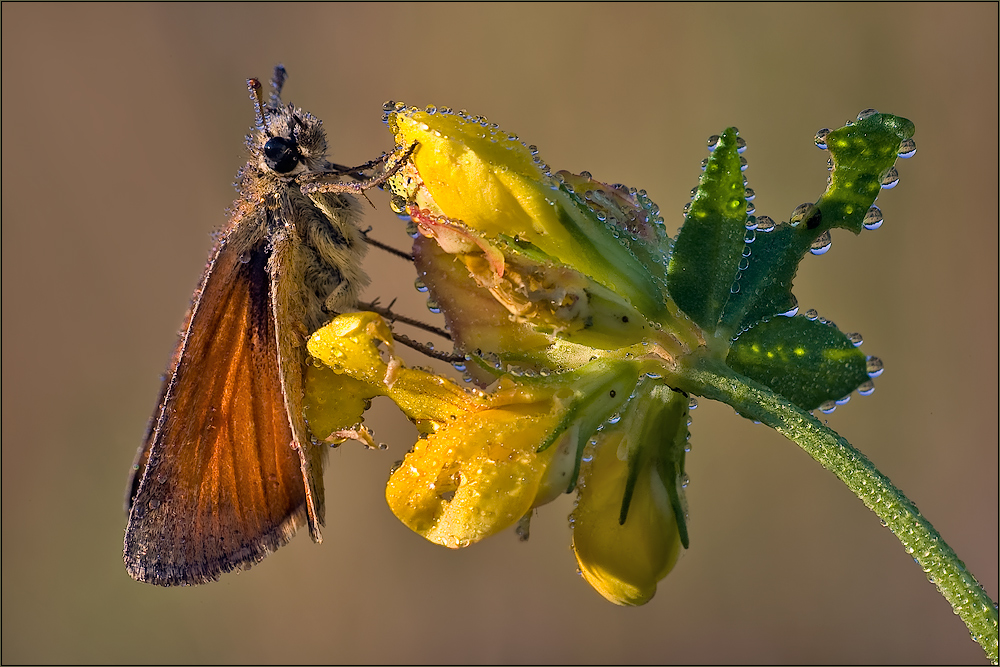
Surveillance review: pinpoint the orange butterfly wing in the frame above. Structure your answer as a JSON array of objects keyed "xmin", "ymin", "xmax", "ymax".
[{"xmin": 125, "ymin": 237, "xmax": 307, "ymax": 586}]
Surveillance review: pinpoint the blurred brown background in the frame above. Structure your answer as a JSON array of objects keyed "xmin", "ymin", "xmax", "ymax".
[{"xmin": 2, "ymin": 3, "xmax": 996, "ymax": 664}]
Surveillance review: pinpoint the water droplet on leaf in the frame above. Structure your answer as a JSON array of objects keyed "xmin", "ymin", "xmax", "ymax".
[
  {"xmin": 810, "ymin": 231, "xmax": 832, "ymax": 255},
  {"xmin": 881, "ymin": 167, "xmax": 899, "ymax": 189},
  {"xmin": 897, "ymin": 138, "xmax": 917, "ymax": 159},
  {"xmin": 863, "ymin": 206, "xmax": 884, "ymax": 230}
]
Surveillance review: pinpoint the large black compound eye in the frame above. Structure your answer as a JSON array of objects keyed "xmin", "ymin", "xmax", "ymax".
[{"xmin": 263, "ymin": 136, "xmax": 300, "ymax": 173}]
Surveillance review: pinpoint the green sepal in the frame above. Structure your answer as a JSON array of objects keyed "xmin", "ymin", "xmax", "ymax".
[
  {"xmin": 666, "ymin": 128, "xmax": 749, "ymax": 333},
  {"xmin": 725, "ymin": 315, "xmax": 869, "ymax": 411},
  {"xmin": 611, "ymin": 383, "xmax": 691, "ymax": 549}
]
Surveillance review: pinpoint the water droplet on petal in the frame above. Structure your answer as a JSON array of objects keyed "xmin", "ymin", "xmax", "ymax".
[
  {"xmin": 804, "ymin": 309, "xmax": 819, "ymax": 320},
  {"xmin": 835, "ymin": 394, "xmax": 852, "ymax": 406},
  {"xmin": 847, "ymin": 332, "xmax": 863, "ymax": 347},
  {"xmin": 745, "ymin": 216, "xmax": 758, "ymax": 231},
  {"xmin": 819, "ymin": 400, "xmax": 837, "ymax": 414},
  {"xmin": 736, "ymin": 137, "xmax": 747, "ymax": 153},
  {"xmin": 746, "ymin": 201, "xmax": 756, "ymax": 215},
  {"xmin": 897, "ymin": 138, "xmax": 917, "ymax": 159},
  {"xmin": 857, "ymin": 379, "xmax": 876, "ymax": 396},
  {"xmin": 881, "ymin": 167, "xmax": 899, "ymax": 189},
  {"xmin": 707, "ymin": 135, "xmax": 720, "ymax": 151},
  {"xmin": 700, "ymin": 157, "xmax": 709, "ymax": 171},
  {"xmin": 857, "ymin": 108, "xmax": 879, "ymax": 121},
  {"xmin": 739, "ymin": 156, "xmax": 748, "ymax": 171},
  {"xmin": 810, "ymin": 231, "xmax": 832, "ymax": 255},
  {"xmin": 414, "ymin": 279, "xmax": 428, "ymax": 293},
  {"xmin": 866, "ymin": 356, "xmax": 884, "ymax": 377},
  {"xmin": 863, "ymin": 205, "xmax": 884, "ymax": 230},
  {"xmin": 744, "ymin": 187, "xmax": 756, "ymax": 202},
  {"xmin": 744, "ymin": 229, "xmax": 756, "ymax": 243}
]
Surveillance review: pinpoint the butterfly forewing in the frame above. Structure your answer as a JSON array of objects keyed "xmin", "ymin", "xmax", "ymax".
[{"xmin": 125, "ymin": 236, "xmax": 307, "ymax": 586}]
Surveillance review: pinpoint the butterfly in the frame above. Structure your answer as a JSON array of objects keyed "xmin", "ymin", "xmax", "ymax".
[{"xmin": 125, "ymin": 65, "xmax": 407, "ymax": 586}]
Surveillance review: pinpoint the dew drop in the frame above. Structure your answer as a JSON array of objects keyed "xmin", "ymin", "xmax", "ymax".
[
  {"xmin": 680, "ymin": 474, "xmax": 691, "ymax": 489},
  {"xmin": 414, "ymin": 279, "xmax": 428, "ymax": 293},
  {"xmin": 866, "ymin": 356, "xmax": 884, "ymax": 377},
  {"xmin": 745, "ymin": 216, "xmax": 758, "ymax": 231},
  {"xmin": 688, "ymin": 397, "xmax": 698, "ymax": 410},
  {"xmin": 857, "ymin": 108, "xmax": 879, "ymax": 121},
  {"xmin": 746, "ymin": 201, "xmax": 756, "ymax": 215},
  {"xmin": 819, "ymin": 400, "xmax": 837, "ymax": 414},
  {"xmin": 814, "ymin": 128, "xmax": 831, "ymax": 149},
  {"xmin": 810, "ymin": 231, "xmax": 832, "ymax": 255},
  {"xmin": 790, "ymin": 202, "xmax": 814, "ymax": 226},
  {"xmin": 778, "ymin": 299, "xmax": 799, "ymax": 317},
  {"xmin": 744, "ymin": 229, "xmax": 756, "ymax": 243},
  {"xmin": 736, "ymin": 136, "xmax": 747, "ymax": 153},
  {"xmin": 690, "ymin": 186, "xmax": 699, "ymax": 199},
  {"xmin": 881, "ymin": 167, "xmax": 899, "ymax": 189},
  {"xmin": 755, "ymin": 215, "xmax": 776, "ymax": 232},
  {"xmin": 425, "ymin": 105, "xmax": 437, "ymax": 114},
  {"xmin": 707, "ymin": 135, "xmax": 720, "ymax": 151},
  {"xmin": 745, "ymin": 187, "xmax": 756, "ymax": 202},
  {"xmin": 730, "ymin": 282, "xmax": 741, "ymax": 294},
  {"xmin": 863, "ymin": 205, "xmax": 884, "ymax": 230},
  {"xmin": 426, "ymin": 298, "xmax": 441, "ymax": 314},
  {"xmin": 607, "ymin": 413, "xmax": 622, "ymax": 425},
  {"xmin": 739, "ymin": 156, "xmax": 748, "ymax": 171},
  {"xmin": 897, "ymin": 138, "xmax": 917, "ymax": 159},
  {"xmin": 700, "ymin": 157, "xmax": 709, "ymax": 171},
  {"xmin": 738, "ymin": 256, "xmax": 750, "ymax": 270},
  {"xmin": 856, "ymin": 380, "xmax": 876, "ymax": 397}
]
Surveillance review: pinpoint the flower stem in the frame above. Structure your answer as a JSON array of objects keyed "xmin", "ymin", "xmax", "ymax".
[{"xmin": 677, "ymin": 358, "xmax": 999, "ymax": 664}]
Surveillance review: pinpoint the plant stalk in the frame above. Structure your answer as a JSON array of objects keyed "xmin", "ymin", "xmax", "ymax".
[{"xmin": 677, "ymin": 359, "xmax": 999, "ymax": 664}]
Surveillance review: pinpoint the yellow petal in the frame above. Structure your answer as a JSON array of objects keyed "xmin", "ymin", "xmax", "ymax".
[
  {"xmin": 572, "ymin": 384, "xmax": 688, "ymax": 606},
  {"xmin": 386, "ymin": 393, "xmax": 564, "ymax": 548},
  {"xmin": 388, "ymin": 107, "xmax": 668, "ymax": 320}
]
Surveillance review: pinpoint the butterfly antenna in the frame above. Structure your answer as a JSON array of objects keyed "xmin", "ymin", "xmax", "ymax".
[
  {"xmin": 269, "ymin": 65, "xmax": 287, "ymax": 106},
  {"xmin": 247, "ymin": 78, "xmax": 267, "ymax": 131}
]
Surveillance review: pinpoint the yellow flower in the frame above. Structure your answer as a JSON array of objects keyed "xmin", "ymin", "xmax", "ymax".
[
  {"xmin": 306, "ymin": 313, "xmax": 690, "ymax": 604},
  {"xmin": 386, "ymin": 104, "xmax": 701, "ymax": 354},
  {"xmin": 572, "ymin": 383, "xmax": 689, "ymax": 606}
]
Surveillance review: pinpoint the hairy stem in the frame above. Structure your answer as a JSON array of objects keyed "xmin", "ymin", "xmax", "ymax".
[{"xmin": 676, "ymin": 358, "xmax": 999, "ymax": 664}]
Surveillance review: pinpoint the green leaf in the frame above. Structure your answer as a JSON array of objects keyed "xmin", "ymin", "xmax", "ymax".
[
  {"xmin": 725, "ymin": 315, "xmax": 869, "ymax": 411},
  {"xmin": 817, "ymin": 112, "xmax": 915, "ymax": 235},
  {"xmin": 666, "ymin": 128, "xmax": 749, "ymax": 333},
  {"xmin": 718, "ymin": 112, "xmax": 914, "ymax": 335}
]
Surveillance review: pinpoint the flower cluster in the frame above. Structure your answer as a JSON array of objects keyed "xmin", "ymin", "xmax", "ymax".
[{"xmin": 305, "ymin": 104, "xmax": 913, "ymax": 605}]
